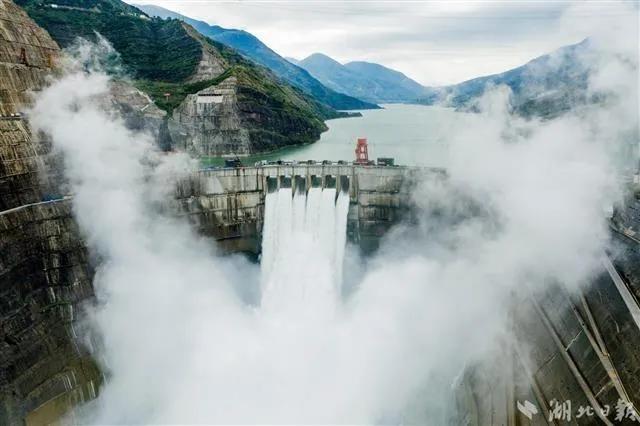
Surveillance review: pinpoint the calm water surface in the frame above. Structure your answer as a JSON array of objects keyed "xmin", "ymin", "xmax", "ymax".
[{"xmin": 203, "ymin": 104, "xmax": 462, "ymax": 168}]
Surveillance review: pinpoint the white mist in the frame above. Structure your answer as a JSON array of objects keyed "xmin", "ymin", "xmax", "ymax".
[{"xmin": 26, "ymin": 4, "xmax": 638, "ymax": 421}]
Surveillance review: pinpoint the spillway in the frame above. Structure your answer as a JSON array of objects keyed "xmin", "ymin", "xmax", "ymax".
[{"xmin": 260, "ymin": 187, "xmax": 350, "ymax": 314}]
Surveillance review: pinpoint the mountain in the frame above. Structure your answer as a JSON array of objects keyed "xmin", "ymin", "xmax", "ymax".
[
  {"xmin": 15, "ymin": 0, "xmax": 349, "ymax": 156},
  {"xmin": 135, "ymin": 4, "xmax": 378, "ymax": 111},
  {"xmin": 418, "ymin": 40, "xmax": 595, "ymax": 119},
  {"xmin": 297, "ymin": 53, "xmax": 427, "ymax": 103},
  {"xmin": 344, "ymin": 61, "xmax": 426, "ymax": 99}
]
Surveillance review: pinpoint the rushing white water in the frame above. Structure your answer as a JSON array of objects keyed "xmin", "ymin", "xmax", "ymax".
[
  {"xmin": 261, "ymin": 186, "xmax": 350, "ymax": 312},
  {"xmin": 334, "ymin": 191, "xmax": 350, "ymax": 287}
]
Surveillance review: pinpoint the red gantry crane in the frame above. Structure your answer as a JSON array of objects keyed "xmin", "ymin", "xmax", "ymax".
[{"xmin": 354, "ymin": 137, "xmax": 369, "ymax": 165}]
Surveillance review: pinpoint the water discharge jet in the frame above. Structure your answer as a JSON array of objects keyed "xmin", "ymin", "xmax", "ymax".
[{"xmin": 261, "ymin": 187, "xmax": 350, "ymax": 314}]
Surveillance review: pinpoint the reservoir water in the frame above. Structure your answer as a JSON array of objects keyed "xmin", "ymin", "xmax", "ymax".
[{"xmin": 203, "ymin": 104, "xmax": 460, "ymax": 167}]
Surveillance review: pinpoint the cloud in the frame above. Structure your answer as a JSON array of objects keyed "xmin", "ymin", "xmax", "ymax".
[{"xmin": 125, "ymin": 0, "xmax": 613, "ymax": 85}]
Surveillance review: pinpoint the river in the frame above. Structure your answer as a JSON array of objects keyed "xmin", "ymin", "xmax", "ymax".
[{"xmin": 202, "ymin": 104, "xmax": 461, "ymax": 168}]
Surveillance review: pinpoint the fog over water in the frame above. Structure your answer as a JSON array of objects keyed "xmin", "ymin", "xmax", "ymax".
[{"xmin": 24, "ymin": 2, "xmax": 638, "ymax": 423}]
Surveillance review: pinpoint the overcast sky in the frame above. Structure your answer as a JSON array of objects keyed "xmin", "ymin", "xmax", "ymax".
[{"xmin": 125, "ymin": 1, "xmax": 638, "ymax": 86}]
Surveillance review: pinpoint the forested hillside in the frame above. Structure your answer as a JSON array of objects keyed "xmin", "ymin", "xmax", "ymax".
[{"xmin": 17, "ymin": 0, "xmax": 347, "ymax": 154}]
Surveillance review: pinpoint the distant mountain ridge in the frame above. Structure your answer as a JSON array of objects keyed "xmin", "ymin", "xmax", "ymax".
[
  {"xmin": 296, "ymin": 53, "xmax": 427, "ymax": 103},
  {"xmin": 136, "ymin": 5, "xmax": 427, "ymax": 105},
  {"xmin": 418, "ymin": 39, "xmax": 595, "ymax": 119},
  {"xmin": 345, "ymin": 61, "xmax": 426, "ymax": 96},
  {"xmin": 16, "ymin": 0, "xmax": 350, "ymax": 156},
  {"xmin": 135, "ymin": 4, "xmax": 379, "ymax": 111}
]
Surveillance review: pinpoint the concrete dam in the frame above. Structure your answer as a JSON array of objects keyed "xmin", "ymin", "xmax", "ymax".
[
  {"xmin": 172, "ymin": 164, "xmax": 640, "ymax": 425},
  {"xmin": 174, "ymin": 163, "xmax": 442, "ymax": 254},
  {"xmin": 0, "ymin": 161, "xmax": 436, "ymax": 423}
]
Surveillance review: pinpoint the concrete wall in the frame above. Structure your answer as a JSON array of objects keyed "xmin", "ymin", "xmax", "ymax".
[
  {"xmin": 174, "ymin": 164, "xmax": 445, "ymax": 254},
  {"xmin": 0, "ymin": 2, "xmax": 103, "ymax": 424},
  {"xmin": 0, "ymin": 200, "xmax": 99, "ymax": 425},
  {"xmin": 454, "ymin": 229, "xmax": 640, "ymax": 425}
]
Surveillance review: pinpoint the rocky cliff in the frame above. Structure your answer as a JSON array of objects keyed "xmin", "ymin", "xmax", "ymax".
[
  {"xmin": 106, "ymin": 80, "xmax": 168, "ymax": 148},
  {"xmin": 17, "ymin": 0, "xmax": 341, "ymax": 157},
  {"xmin": 170, "ymin": 76, "xmax": 252, "ymax": 156},
  {"xmin": 0, "ymin": 2, "xmax": 170, "ymax": 423},
  {"xmin": 0, "ymin": 0, "xmax": 58, "ymax": 210},
  {"xmin": 417, "ymin": 40, "xmax": 595, "ymax": 119},
  {"xmin": 135, "ymin": 4, "xmax": 380, "ymax": 111},
  {"xmin": 0, "ymin": 1, "xmax": 100, "ymax": 424},
  {"xmin": 451, "ymin": 194, "xmax": 640, "ymax": 425}
]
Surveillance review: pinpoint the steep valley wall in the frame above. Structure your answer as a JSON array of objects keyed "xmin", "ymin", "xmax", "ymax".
[
  {"xmin": 0, "ymin": 201, "xmax": 98, "ymax": 425},
  {"xmin": 3, "ymin": 1, "xmax": 640, "ymax": 424},
  {"xmin": 452, "ymin": 201, "xmax": 640, "ymax": 425},
  {"xmin": 0, "ymin": 1, "xmax": 100, "ymax": 424}
]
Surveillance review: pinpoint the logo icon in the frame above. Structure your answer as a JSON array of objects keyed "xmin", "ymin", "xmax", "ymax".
[{"xmin": 517, "ymin": 400, "xmax": 539, "ymax": 419}]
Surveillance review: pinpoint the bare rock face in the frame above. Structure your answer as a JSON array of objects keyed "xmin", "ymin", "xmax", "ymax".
[
  {"xmin": 0, "ymin": 1, "xmax": 99, "ymax": 424},
  {"xmin": 183, "ymin": 23, "xmax": 227, "ymax": 83},
  {"xmin": 0, "ymin": 0, "xmax": 60, "ymax": 211},
  {"xmin": 107, "ymin": 80, "xmax": 168, "ymax": 146},
  {"xmin": 169, "ymin": 76, "xmax": 252, "ymax": 156},
  {"xmin": 0, "ymin": 0, "xmax": 58, "ymax": 115},
  {"xmin": 170, "ymin": 24, "xmax": 253, "ymax": 156},
  {"xmin": 0, "ymin": 200, "xmax": 98, "ymax": 426}
]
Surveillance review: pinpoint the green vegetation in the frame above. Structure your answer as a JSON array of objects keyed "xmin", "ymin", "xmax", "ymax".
[
  {"xmin": 137, "ymin": 4, "xmax": 379, "ymax": 110},
  {"xmin": 232, "ymin": 66, "xmax": 329, "ymax": 150},
  {"xmin": 16, "ymin": 0, "xmax": 350, "ymax": 155},
  {"xmin": 16, "ymin": 0, "xmax": 201, "ymax": 82},
  {"xmin": 17, "ymin": 0, "xmax": 342, "ymax": 118},
  {"xmin": 19, "ymin": 0, "xmax": 139, "ymax": 13},
  {"xmin": 134, "ymin": 68, "xmax": 235, "ymax": 114},
  {"xmin": 195, "ymin": 34, "xmax": 347, "ymax": 121}
]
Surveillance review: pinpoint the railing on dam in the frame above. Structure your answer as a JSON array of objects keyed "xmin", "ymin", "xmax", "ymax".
[{"xmin": 188, "ymin": 163, "xmax": 446, "ymax": 201}]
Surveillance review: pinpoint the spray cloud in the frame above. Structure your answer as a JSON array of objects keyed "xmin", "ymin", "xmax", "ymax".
[{"xmin": 27, "ymin": 3, "xmax": 638, "ymax": 423}]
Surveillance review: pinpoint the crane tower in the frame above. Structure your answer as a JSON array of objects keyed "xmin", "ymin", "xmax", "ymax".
[{"xmin": 354, "ymin": 138, "xmax": 369, "ymax": 165}]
